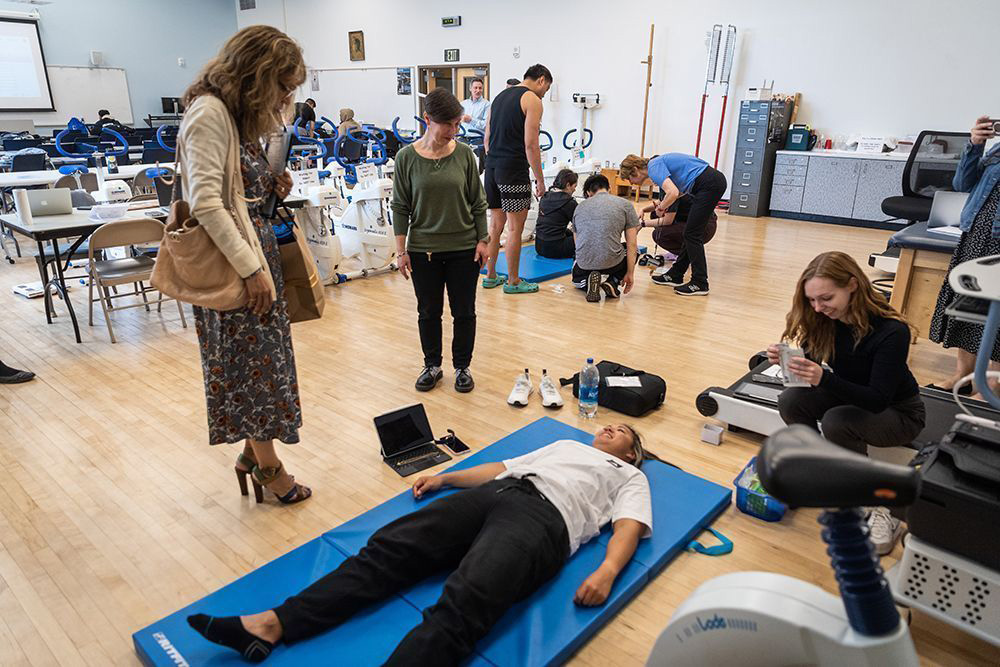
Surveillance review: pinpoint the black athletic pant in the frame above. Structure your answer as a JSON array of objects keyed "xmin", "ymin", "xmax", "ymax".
[
  {"xmin": 273, "ymin": 479, "xmax": 570, "ymax": 666},
  {"xmin": 535, "ymin": 234, "xmax": 575, "ymax": 259},
  {"xmin": 409, "ymin": 248, "xmax": 480, "ymax": 369},
  {"xmin": 571, "ymin": 257, "xmax": 627, "ymax": 286},
  {"xmin": 666, "ymin": 167, "xmax": 727, "ymax": 288},
  {"xmin": 778, "ymin": 387, "xmax": 926, "ymax": 455}
]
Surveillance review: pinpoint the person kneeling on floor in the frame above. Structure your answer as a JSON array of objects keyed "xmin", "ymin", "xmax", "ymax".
[
  {"xmin": 535, "ymin": 168, "xmax": 579, "ymax": 259},
  {"xmin": 641, "ymin": 194, "xmax": 718, "ymax": 270},
  {"xmin": 188, "ymin": 424, "xmax": 652, "ymax": 665},
  {"xmin": 771, "ymin": 251, "xmax": 926, "ymax": 556},
  {"xmin": 571, "ymin": 174, "xmax": 640, "ymax": 302}
]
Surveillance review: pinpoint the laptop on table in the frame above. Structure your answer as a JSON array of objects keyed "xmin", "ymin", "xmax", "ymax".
[
  {"xmin": 374, "ymin": 403, "xmax": 451, "ymax": 477},
  {"xmin": 926, "ymin": 190, "xmax": 969, "ymax": 238},
  {"xmin": 26, "ymin": 188, "xmax": 73, "ymax": 216}
]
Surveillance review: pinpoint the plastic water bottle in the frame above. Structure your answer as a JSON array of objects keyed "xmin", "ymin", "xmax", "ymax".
[{"xmin": 579, "ymin": 358, "xmax": 599, "ymax": 419}]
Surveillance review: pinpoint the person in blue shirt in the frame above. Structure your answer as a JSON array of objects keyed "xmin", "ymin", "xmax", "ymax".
[
  {"xmin": 928, "ymin": 115, "xmax": 1000, "ymax": 398},
  {"xmin": 618, "ymin": 152, "xmax": 727, "ymax": 296},
  {"xmin": 460, "ymin": 78, "xmax": 490, "ymax": 138}
]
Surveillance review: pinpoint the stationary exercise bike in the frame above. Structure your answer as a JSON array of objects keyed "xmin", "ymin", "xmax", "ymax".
[
  {"xmin": 325, "ymin": 126, "xmax": 396, "ymax": 281},
  {"xmin": 647, "ymin": 425, "xmax": 921, "ymax": 666},
  {"xmin": 288, "ymin": 120, "xmax": 347, "ymax": 285},
  {"xmin": 54, "ymin": 118, "xmax": 132, "ymax": 202}
]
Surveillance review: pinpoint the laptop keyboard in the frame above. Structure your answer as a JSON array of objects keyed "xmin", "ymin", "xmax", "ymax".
[{"xmin": 393, "ymin": 444, "xmax": 443, "ymax": 466}]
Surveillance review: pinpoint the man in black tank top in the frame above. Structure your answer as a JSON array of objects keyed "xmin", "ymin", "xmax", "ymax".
[{"xmin": 482, "ymin": 64, "xmax": 553, "ymax": 294}]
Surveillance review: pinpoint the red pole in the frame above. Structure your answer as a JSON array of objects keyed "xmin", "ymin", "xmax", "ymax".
[
  {"xmin": 713, "ymin": 94, "xmax": 728, "ymax": 168},
  {"xmin": 695, "ymin": 93, "xmax": 708, "ymax": 157}
]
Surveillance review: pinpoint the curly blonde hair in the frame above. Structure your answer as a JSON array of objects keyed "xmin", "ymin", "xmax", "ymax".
[
  {"xmin": 183, "ymin": 25, "xmax": 306, "ymax": 141},
  {"xmin": 618, "ymin": 154, "xmax": 649, "ymax": 181},
  {"xmin": 782, "ymin": 251, "xmax": 914, "ymax": 363}
]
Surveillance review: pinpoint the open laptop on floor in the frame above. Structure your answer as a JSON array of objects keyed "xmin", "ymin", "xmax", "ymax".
[{"xmin": 374, "ymin": 403, "xmax": 451, "ymax": 477}]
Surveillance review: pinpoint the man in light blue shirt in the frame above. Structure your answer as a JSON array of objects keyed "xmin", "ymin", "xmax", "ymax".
[{"xmin": 461, "ymin": 78, "xmax": 490, "ymax": 135}]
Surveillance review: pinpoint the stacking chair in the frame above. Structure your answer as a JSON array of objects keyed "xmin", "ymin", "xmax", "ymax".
[
  {"xmin": 54, "ymin": 172, "xmax": 99, "ymax": 193},
  {"xmin": 87, "ymin": 218, "xmax": 186, "ymax": 343},
  {"xmin": 131, "ymin": 166, "xmax": 174, "ymax": 196}
]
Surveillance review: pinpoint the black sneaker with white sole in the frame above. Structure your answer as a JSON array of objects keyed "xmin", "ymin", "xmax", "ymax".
[
  {"xmin": 651, "ymin": 272, "xmax": 684, "ymax": 287},
  {"xmin": 674, "ymin": 282, "xmax": 709, "ymax": 296},
  {"xmin": 585, "ymin": 271, "xmax": 601, "ymax": 302}
]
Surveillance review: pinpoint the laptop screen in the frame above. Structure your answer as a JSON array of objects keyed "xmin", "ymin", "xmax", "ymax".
[
  {"xmin": 374, "ymin": 404, "xmax": 433, "ymax": 458},
  {"xmin": 927, "ymin": 191, "xmax": 969, "ymax": 228},
  {"xmin": 155, "ymin": 175, "xmax": 179, "ymax": 207}
]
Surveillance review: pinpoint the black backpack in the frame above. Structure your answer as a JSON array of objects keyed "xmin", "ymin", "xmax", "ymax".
[{"xmin": 560, "ymin": 360, "xmax": 666, "ymax": 417}]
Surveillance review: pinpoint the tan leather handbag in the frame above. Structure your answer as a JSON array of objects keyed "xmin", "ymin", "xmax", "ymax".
[
  {"xmin": 279, "ymin": 224, "xmax": 325, "ymax": 323},
  {"xmin": 150, "ymin": 141, "xmax": 248, "ymax": 311}
]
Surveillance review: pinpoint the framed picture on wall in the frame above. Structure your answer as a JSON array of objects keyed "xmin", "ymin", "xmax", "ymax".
[{"xmin": 349, "ymin": 31, "xmax": 365, "ymax": 62}]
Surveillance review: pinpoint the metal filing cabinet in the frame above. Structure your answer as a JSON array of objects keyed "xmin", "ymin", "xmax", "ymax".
[{"xmin": 729, "ymin": 99, "xmax": 793, "ymax": 217}]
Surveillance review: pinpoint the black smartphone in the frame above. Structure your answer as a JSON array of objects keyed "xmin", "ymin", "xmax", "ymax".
[{"xmin": 439, "ymin": 430, "xmax": 470, "ymax": 455}]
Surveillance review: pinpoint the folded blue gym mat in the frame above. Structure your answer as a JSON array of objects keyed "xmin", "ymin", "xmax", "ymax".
[
  {"xmin": 481, "ymin": 246, "xmax": 647, "ymax": 283},
  {"xmin": 134, "ymin": 417, "xmax": 731, "ymax": 667}
]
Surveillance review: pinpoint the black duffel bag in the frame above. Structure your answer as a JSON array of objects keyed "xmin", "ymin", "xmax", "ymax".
[{"xmin": 560, "ymin": 360, "xmax": 666, "ymax": 417}]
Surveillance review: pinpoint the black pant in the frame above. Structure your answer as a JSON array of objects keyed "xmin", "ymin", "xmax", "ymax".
[
  {"xmin": 667, "ymin": 167, "xmax": 727, "ymax": 288},
  {"xmin": 409, "ymin": 248, "xmax": 480, "ymax": 369},
  {"xmin": 535, "ymin": 234, "xmax": 575, "ymax": 259},
  {"xmin": 572, "ymin": 257, "xmax": 627, "ymax": 286},
  {"xmin": 273, "ymin": 479, "xmax": 569, "ymax": 666},
  {"xmin": 778, "ymin": 387, "xmax": 926, "ymax": 455}
]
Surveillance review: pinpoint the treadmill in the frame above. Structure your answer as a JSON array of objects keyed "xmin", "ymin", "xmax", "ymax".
[{"xmin": 696, "ymin": 351, "xmax": 1000, "ymax": 445}]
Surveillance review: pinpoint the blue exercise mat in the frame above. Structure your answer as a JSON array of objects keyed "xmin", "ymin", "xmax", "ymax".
[
  {"xmin": 133, "ymin": 417, "xmax": 730, "ymax": 667},
  {"xmin": 132, "ymin": 538, "xmax": 434, "ymax": 667},
  {"xmin": 481, "ymin": 246, "xmax": 646, "ymax": 283},
  {"xmin": 326, "ymin": 417, "xmax": 731, "ymax": 666}
]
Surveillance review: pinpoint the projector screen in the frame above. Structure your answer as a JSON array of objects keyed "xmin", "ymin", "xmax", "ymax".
[{"xmin": 0, "ymin": 18, "xmax": 54, "ymax": 111}]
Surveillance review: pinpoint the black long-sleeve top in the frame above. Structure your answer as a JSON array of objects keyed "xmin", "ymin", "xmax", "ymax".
[{"xmin": 816, "ymin": 316, "xmax": 919, "ymax": 412}]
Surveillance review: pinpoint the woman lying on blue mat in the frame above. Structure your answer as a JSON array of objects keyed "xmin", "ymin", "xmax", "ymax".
[{"xmin": 188, "ymin": 424, "xmax": 653, "ymax": 665}]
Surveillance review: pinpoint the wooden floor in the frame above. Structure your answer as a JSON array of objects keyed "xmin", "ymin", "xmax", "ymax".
[{"xmin": 1, "ymin": 208, "xmax": 996, "ymax": 666}]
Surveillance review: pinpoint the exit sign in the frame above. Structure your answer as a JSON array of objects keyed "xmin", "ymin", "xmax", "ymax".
[
  {"xmin": 442, "ymin": 16, "xmax": 461, "ymax": 27},
  {"xmin": 444, "ymin": 49, "xmax": 460, "ymax": 62}
]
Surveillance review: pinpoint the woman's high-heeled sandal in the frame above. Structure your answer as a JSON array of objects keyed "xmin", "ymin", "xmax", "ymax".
[
  {"xmin": 235, "ymin": 447, "xmax": 260, "ymax": 501},
  {"xmin": 251, "ymin": 464, "xmax": 312, "ymax": 505}
]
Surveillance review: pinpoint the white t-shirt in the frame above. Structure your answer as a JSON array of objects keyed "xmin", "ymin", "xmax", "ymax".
[{"xmin": 497, "ymin": 440, "xmax": 653, "ymax": 554}]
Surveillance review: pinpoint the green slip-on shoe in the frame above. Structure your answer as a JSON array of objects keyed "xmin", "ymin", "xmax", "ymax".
[{"xmin": 503, "ymin": 280, "xmax": 539, "ymax": 294}]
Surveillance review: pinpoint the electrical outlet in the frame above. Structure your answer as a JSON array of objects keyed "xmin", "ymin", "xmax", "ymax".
[
  {"xmin": 512, "ymin": 45, "xmax": 520, "ymax": 59},
  {"xmin": 177, "ymin": 57, "xmax": 185, "ymax": 67}
]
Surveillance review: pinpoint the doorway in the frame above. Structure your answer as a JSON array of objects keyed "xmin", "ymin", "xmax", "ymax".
[{"xmin": 416, "ymin": 64, "xmax": 490, "ymax": 115}]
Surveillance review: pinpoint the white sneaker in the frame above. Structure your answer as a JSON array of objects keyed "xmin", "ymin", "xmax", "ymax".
[
  {"xmin": 539, "ymin": 370, "xmax": 564, "ymax": 409},
  {"xmin": 507, "ymin": 368, "xmax": 533, "ymax": 407},
  {"xmin": 867, "ymin": 507, "xmax": 905, "ymax": 556}
]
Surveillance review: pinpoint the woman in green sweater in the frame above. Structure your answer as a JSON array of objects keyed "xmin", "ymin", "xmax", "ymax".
[{"xmin": 392, "ymin": 88, "xmax": 489, "ymax": 393}]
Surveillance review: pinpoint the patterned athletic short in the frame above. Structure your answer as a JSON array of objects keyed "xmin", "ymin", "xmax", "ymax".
[{"xmin": 484, "ymin": 163, "xmax": 532, "ymax": 212}]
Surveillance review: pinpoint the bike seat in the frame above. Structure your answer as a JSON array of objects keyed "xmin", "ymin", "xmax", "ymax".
[{"xmin": 759, "ymin": 425, "xmax": 921, "ymax": 508}]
